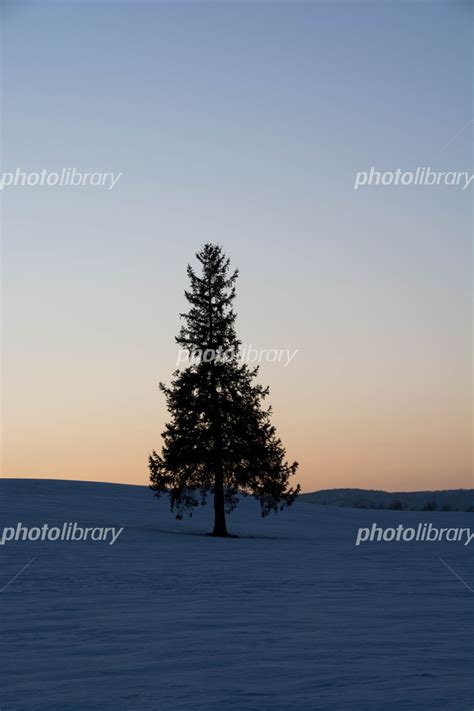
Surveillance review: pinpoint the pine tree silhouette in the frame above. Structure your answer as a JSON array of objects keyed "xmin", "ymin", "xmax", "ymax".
[{"xmin": 149, "ymin": 243, "xmax": 300, "ymax": 536}]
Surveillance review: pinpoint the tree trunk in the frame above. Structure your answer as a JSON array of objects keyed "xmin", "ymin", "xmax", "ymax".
[
  {"xmin": 208, "ymin": 272, "xmax": 229, "ymax": 537},
  {"xmin": 212, "ymin": 468, "xmax": 228, "ymax": 536}
]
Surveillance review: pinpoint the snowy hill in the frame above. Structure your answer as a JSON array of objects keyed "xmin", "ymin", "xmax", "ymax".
[
  {"xmin": 1, "ymin": 479, "xmax": 473, "ymax": 710},
  {"xmin": 302, "ymin": 487, "xmax": 474, "ymax": 511}
]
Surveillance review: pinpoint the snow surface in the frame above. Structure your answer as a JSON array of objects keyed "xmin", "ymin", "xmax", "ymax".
[{"xmin": 1, "ymin": 479, "xmax": 473, "ymax": 711}]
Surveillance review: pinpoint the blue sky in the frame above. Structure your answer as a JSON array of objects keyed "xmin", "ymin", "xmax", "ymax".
[{"xmin": 2, "ymin": 0, "xmax": 472, "ymax": 490}]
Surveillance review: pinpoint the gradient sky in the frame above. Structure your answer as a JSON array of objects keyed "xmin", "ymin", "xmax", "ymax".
[{"xmin": 1, "ymin": 0, "xmax": 472, "ymax": 492}]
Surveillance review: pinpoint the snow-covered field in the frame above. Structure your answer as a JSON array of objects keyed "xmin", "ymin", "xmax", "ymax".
[{"xmin": 1, "ymin": 479, "xmax": 472, "ymax": 711}]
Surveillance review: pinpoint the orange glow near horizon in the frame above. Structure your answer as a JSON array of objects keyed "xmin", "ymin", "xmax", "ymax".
[{"xmin": 2, "ymin": 359, "xmax": 472, "ymax": 492}]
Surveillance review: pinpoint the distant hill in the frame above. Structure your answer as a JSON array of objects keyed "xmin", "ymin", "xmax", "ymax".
[{"xmin": 301, "ymin": 488, "xmax": 474, "ymax": 512}]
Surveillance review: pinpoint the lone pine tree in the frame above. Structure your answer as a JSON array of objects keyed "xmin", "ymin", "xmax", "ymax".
[{"xmin": 149, "ymin": 243, "xmax": 300, "ymax": 536}]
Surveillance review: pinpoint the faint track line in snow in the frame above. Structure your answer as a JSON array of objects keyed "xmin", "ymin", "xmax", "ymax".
[
  {"xmin": 438, "ymin": 557, "xmax": 474, "ymax": 594},
  {"xmin": 0, "ymin": 557, "xmax": 36, "ymax": 593}
]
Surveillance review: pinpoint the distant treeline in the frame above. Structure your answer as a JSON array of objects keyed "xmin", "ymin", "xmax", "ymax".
[{"xmin": 301, "ymin": 488, "xmax": 474, "ymax": 512}]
